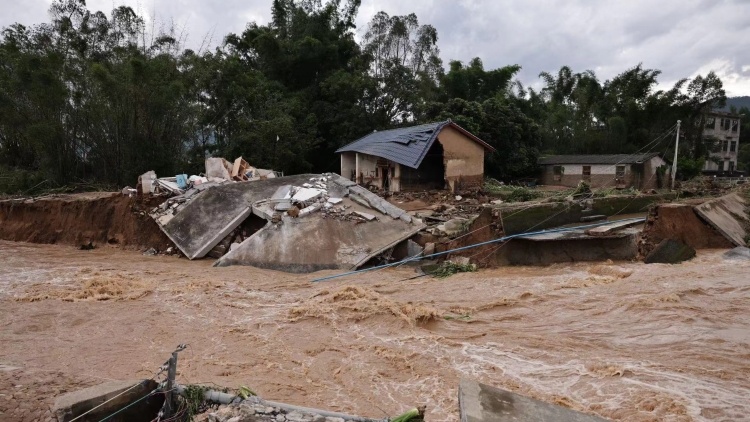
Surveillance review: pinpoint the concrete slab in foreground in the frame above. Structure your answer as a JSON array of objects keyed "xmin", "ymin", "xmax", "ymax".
[
  {"xmin": 693, "ymin": 193, "xmax": 748, "ymax": 247},
  {"xmin": 459, "ymin": 379, "xmax": 608, "ymax": 422},
  {"xmin": 53, "ymin": 379, "xmax": 161, "ymax": 421}
]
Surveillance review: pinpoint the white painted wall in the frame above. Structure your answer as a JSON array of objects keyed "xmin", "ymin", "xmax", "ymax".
[{"xmin": 559, "ymin": 164, "xmax": 627, "ymax": 175}]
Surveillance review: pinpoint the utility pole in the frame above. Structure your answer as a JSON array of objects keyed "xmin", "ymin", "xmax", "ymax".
[
  {"xmin": 162, "ymin": 351, "xmax": 178, "ymax": 418},
  {"xmin": 671, "ymin": 120, "xmax": 681, "ymax": 190}
]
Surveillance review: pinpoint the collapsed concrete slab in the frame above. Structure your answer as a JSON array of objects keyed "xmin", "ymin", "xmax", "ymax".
[
  {"xmin": 215, "ymin": 212, "xmax": 422, "ymax": 272},
  {"xmin": 215, "ymin": 174, "xmax": 424, "ymax": 272},
  {"xmin": 156, "ymin": 174, "xmax": 317, "ymax": 259},
  {"xmin": 458, "ymin": 379, "xmax": 607, "ymax": 422},
  {"xmin": 152, "ymin": 172, "xmax": 423, "ymax": 269},
  {"xmin": 585, "ymin": 219, "xmax": 643, "ymax": 236},
  {"xmin": 693, "ymin": 193, "xmax": 748, "ymax": 247}
]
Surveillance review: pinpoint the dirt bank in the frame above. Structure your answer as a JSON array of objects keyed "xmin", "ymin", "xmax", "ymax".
[
  {"xmin": 640, "ymin": 202, "xmax": 735, "ymax": 257},
  {"xmin": 0, "ymin": 193, "xmax": 171, "ymax": 251},
  {"xmin": 1, "ymin": 240, "xmax": 749, "ymax": 421}
]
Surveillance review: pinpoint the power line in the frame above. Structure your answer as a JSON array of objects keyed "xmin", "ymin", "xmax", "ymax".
[{"xmin": 311, "ymin": 217, "xmax": 644, "ymax": 282}]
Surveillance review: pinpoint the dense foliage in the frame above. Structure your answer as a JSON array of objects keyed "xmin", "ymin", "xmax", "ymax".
[{"xmin": 0, "ymin": 0, "xmax": 733, "ymax": 193}]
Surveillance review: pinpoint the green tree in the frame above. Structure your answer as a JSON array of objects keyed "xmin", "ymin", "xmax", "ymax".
[{"xmin": 361, "ymin": 11, "xmax": 442, "ymax": 125}]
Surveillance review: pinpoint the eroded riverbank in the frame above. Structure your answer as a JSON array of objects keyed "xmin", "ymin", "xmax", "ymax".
[{"xmin": 1, "ymin": 240, "xmax": 748, "ymax": 421}]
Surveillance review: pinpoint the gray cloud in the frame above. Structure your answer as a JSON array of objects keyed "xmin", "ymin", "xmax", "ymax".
[{"xmin": 3, "ymin": 0, "xmax": 749, "ymax": 95}]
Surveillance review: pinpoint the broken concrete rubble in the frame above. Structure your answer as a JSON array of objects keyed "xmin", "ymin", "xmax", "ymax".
[
  {"xmin": 138, "ymin": 171, "xmax": 157, "ymax": 194},
  {"xmin": 213, "ymin": 174, "xmax": 424, "ymax": 272},
  {"xmin": 724, "ymin": 246, "xmax": 750, "ymax": 260},
  {"xmin": 206, "ymin": 157, "xmax": 233, "ymax": 180},
  {"xmin": 147, "ymin": 172, "xmax": 424, "ymax": 271}
]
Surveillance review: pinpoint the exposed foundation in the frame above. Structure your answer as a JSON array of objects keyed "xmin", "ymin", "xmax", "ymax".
[{"xmin": 0, "ymin": 193, "xmax": 171, "ymax": 250}]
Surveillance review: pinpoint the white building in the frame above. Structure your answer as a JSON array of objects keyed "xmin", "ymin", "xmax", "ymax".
[{"xmin": 703, "ymin": 111, "xmax": 741, "ymax": 173}]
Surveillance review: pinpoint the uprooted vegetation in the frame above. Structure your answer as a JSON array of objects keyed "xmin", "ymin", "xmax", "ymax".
[
  {"xmin": 484, "ymin": 179, "xmax": 542, "ymax": 202},
  {"xmin": 429, "ymin": 261, "xmax": 477, "ymax": 278},
  {"xmin": 483, "ymin": 178, "xmax": 659, "ymax": 205}
]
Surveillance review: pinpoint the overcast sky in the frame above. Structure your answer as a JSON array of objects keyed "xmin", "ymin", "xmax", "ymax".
[{"xmin": 4, "ymin": 0, "xmax": 750, "ymax": 96}]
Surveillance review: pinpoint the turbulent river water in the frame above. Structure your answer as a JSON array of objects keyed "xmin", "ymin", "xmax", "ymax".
[{"xmin": 1, "ymin": 240, "xmax": 748, "ymax": 421}]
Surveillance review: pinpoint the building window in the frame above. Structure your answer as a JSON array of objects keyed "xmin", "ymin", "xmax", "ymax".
[
  {"xmin": 582, "ymin": 165, "xmax": 591, "ymax": 181},
  {"xmin": 705, "ymin": 117, "xmax": 715, "ymax": 129},
  {"xmin": 722, "ymin": 140, "xmax": 729, "ymax": 152},
  {"xmin": 553, "ymin": 165, "xmax": 563, "ymax": 181},
  {"xmin": 722, "ymin": 118, "xmax": 731, "ymax": 131},
  {"xmin": 729, "ymin": 161, "xmax": 735, "ymax": 172},
  {"xmin": 730, "ymin": 141, "xmax": 737, "ymax": 152},
  {"xmin": 732, "ymin": 120, "xmax": 739, "ymax": 133},
  {"xmin": 616, "ymin": 165, "xmax": 626, "ymax": 179},
  {"xmin": 375, "ymin": 167, "xmax": 379, "ymax": 177}
]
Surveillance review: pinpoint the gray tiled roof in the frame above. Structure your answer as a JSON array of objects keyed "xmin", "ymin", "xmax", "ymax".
[
  {"xmin": 336, "ymin": 121, "xmax": 494, "ymax": 169},
  {"xmin": 539, "ymin": 153, "xmax": 663, "ymax": 165},
  {"xmin": 336, "ymin": 121, "xmax": 450, "ymax": 169}
]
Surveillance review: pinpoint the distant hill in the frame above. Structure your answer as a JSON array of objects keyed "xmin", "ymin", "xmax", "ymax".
[{"xmin": 719, "ymin": 96, "xmax": 750, "ymax": 112}]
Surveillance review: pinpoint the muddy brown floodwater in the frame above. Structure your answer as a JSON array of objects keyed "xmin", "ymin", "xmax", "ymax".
[{"xmin": 1, "ymin": 240, "xmax": 749, "ymax": 421}]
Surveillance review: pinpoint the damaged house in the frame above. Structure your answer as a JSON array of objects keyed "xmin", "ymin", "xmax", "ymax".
[
  {"xmin": 539, "ymin": 153, "xmax": 667, "ymax": 190},
  {"xmin": 336, "ymin": 120, "xmax": 495, "ymax": 193}
]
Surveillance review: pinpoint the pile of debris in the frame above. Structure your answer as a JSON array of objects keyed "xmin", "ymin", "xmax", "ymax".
[
  {"xmin": 138, "ymin": 169, "xmax": 423, "ymax": 272},
  {"xmin": 205, "ymin": 156, "xmax": 280, "ymax": 183},
  {"xmin": 135, "ymin": 156, "xmax": 281, "ymax": 198},
  {"xmin": 197, "ymin": 400, "xmax": 382, "ymax": 422},
  {"xmin": 263, "ymin": 178, "xmax": 376, "ymax": 224}
]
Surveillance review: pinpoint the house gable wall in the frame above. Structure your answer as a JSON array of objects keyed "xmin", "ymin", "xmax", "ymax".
[{"xmin": 436, "ymin": 125, "xmax": 486, "ymax": 192}]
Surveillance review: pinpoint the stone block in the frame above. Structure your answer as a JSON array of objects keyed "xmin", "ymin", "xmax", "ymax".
[
  {"xmin": 458, "ymin": 379, "xmax": 606, "ymax": 422},
  {"xmin": 644, "ymin": 239, "xmax": 696, "ymax": 264}
]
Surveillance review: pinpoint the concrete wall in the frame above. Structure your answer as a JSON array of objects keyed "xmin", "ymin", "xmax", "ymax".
[
  {"xmin": 340, "ymin": 152, "xmax": 356, "ymax": 181},
  {"xmin": 703, "ymin": 112, "xmax": 741, "ymax": 171},
  {"xmin": 494, "ymin": 234, "xmax": 638, "ymax": 265},
  {"xmin": 497, "ymin": 192, "xmax": 677, "ymax": 235},
  {"xmin": 642, "ymin": 156, "xmax": 665, "ymax": 190},
  {"xmin": 540, "ymin": 158, "xmax": 666, "ymax": 190},
  {"xmin": 436, "ymin": 126, "xmax": 486, "ymax": 192},
  {"xmin": 540, "ymin": 164, "xmax": 627, "ymax": 188}
]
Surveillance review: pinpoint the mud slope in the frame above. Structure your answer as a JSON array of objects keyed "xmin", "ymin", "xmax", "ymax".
[{"xmin": 0, "ymin": 192, "xmax": 171, "ymax": 250}]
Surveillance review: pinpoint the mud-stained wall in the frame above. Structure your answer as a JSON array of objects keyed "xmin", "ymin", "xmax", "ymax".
[
  {"xmin": 0, "ymin": 193, "xmax": 172, "ymax": 250},
  {"xmin": 354, "ymin": 153, "xmax": 400, "ymax": 191},
  {"xmin": 356, "ymin": 153, "xmax": 380, "ymax": 187},
  {"xmin": 436, "ymin": 126, "xmax": 486, "ymax": 192}
]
